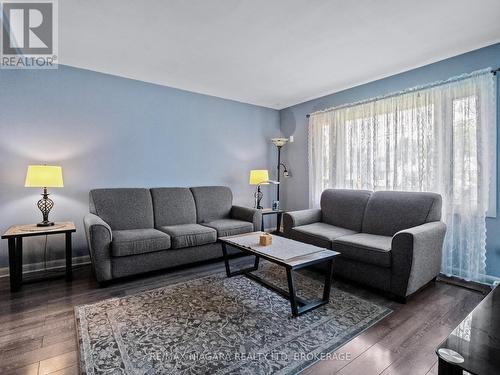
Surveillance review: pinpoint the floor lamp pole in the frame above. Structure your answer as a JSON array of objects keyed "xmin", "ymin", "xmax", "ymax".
[{"xmin": 276, "ymin": 145, "xmax": 281, "ymax": 206}]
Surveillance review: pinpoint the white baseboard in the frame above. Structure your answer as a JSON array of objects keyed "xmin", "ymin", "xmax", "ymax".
[
  {"xmin": 440, "ymin": 270, "xmax": 500, "ymax": 287},
  {"xmin": 483, "ymin": 274, "xmax": 500, "ymax": 286},
  {"xmin": 0, "ymin": 255, "xmax": 91, "ymax": 278}
]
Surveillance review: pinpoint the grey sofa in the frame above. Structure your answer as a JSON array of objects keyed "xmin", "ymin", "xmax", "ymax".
[
  {"xmin": 283, "ymin": 189, "xmax": 446, "ymax": 300},
  {"xmin": 83, "ymin": 186, "xmax": 261, "ymax": 283}
]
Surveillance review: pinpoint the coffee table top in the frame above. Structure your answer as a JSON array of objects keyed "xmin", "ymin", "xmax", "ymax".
[{"xmin": 220, "ymin": 231, "xmax": 339, "ymax": 268}]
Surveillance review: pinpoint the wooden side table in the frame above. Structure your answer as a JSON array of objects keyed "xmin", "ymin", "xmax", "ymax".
[
  {"xmin": 1, "ymin": 221, "xmax": 76, "ymax": 292},
  {"xmin": 261, "ymin": 208, "xmax": 285, "ymax": 233}
]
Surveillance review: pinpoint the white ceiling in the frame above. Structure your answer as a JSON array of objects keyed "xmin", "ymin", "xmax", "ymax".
[{"xmin": 60, "ymin": 0, "xmax": 500, "ymax": 109}]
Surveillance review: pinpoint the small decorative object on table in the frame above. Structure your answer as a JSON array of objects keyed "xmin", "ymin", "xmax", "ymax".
[
  {"xmin": 259, "ymin": 232, "xmax": 272, "ymax": 246},
  {"xmin": 272, "ymin": 200, "xmax": 279, "ymax": 211},
  {"xmin": 24, "ymin": 165, "xmax": 64, "ymax": 227}
]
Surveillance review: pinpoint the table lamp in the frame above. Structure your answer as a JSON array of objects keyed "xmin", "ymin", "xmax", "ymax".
[
  {"xmin": 25, "ymin": 165, "xmax": 64, "ymax": 227},
  {"xmin": 249, "ymin": 169, "xmax": 279, "ymax": 209}
]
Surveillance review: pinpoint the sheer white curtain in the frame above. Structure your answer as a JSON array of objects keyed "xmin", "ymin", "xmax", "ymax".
[{"xmin": 308, "ymin": 70, "xmax": 497, "ymax": 282}]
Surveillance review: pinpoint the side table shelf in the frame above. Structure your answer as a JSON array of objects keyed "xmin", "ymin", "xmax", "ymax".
[{"xmin": 261, "ymin": 208, "xmax": 285, "ymax": 233}]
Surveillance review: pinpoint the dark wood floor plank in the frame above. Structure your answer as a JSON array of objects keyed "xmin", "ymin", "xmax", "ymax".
[
  {"xmin": 0, "ymin": 319, "xmax": 74, "ymax": 348},
  {"xmin": 334, "ymin": 342, "xmax": 397, "ymax": 375},
  {"xmin": 426, "ymin": 361, "xmax": 438, "ymax": 375},
  {"xmin": 0, "ymin": 258, "xmax": 485, "ymax": 375},
  {"xmin": 0, "ymin": 339, "xmax": 76, "ymax": 374},
  {"xmin": 38, "ymin": 351, "xmax": 77, "ymax": 375},
  {"xmin": 46, "ymin": 364, "xmax": 79, "ymax": 375},
  {"xmin": 0, "ymin": 336, "xmax": 43, "ymax": 359},
  {"xmin": 300, "ymin": 332, "xmax": 380, "ymax": 374},
  {"xmin": 42, "ymin": 330, "xmax": 76, "ymax": 348},
  {"xmin": 1, "ymin": 362, "xmax": 39, "ymax": 375},
  {"xmin": 378, "ymin": 322, "xmax": 455, "ymax": 375},
  {"xmin": 341, "ymin": 287, "xmax": 470, "ymax": 375}
]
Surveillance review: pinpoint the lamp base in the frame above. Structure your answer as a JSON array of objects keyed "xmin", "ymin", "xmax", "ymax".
[
  {"xmin": 36, "ymin": 188, "xmax": 55, "ymax": 227},
  {"xmin": 37, "ymin": 221, "xmax": 55, "ymax": 227},
  {"xmin": 254, "ymin": 185, "xmax": 264, "ymax": 209}
]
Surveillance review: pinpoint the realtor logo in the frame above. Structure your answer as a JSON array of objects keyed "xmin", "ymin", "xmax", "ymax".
[{"xmin": 1, "ymin": 0, "xmax": 58, "ymax": 68}]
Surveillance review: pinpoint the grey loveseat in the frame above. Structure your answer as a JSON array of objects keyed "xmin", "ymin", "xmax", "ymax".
[
  {"xmin": 83, "ymin": 186, "xmax": 260, "ymax": 283},
  {"xmin": 283, "ymin": 189, "xmax": 446, "ymax": 300}
]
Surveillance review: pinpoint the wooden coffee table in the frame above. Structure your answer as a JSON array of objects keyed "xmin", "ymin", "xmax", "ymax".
[{"xmin": 220, "ymin": 232, "xmax": 339, "ymax": 317}]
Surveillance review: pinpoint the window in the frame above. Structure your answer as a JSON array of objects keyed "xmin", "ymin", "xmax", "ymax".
[{"xmin": 308, "ymin": 71, "xmax": 496, "ymax": 282}]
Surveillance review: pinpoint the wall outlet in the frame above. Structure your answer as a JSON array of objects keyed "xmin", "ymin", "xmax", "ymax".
[{"xmin": 289, "ymin": 135, "xmax": 294, "ymax": 143}]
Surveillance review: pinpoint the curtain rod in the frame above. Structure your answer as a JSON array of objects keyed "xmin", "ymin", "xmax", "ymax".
[{"xmin": 305, "ymin": 67, "xmax": 499, "ymax": 118}]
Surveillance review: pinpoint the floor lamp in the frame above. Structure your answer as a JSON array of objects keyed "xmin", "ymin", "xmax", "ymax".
[{"xmin": 270, "ymin": 138, "xmax": 291, "ymax": 210}]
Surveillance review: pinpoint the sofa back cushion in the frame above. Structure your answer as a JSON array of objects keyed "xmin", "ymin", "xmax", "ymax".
[
  {"xmin": 89, "ymin": 188, "xmax": 154, "ymax": 230},
  {"xmin": 190, "ymin": 186, "xmax": 232, "ymax": 223},
  {"xmin": 320, "ymin": 189, "xmax": 372, "ymax": 231},
  {"xmin": 150, "ymin": 187, "xmax": 197, "ymax": 227},
  {"xmin": 362, "ymin": 191, "xmax": 442, "ymax": 236}
]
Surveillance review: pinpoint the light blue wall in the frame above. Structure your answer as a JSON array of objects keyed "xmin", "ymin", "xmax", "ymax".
[
  {"xmin": 279, "ymin": 43, "xmax": 500, "ymax": 278},
  {"xmin": 0, "ymin": 65, "xmax": 280, "ymax": 268}
]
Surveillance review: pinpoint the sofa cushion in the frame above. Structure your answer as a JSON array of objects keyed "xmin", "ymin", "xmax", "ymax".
[
  {"xmin": 333, "ymin": 233, "xmax": 392, "ymax": 268},
  {"xmin": 111, "ymin": 229, "xmax": 171, "ymax": 257},
  {"xmin": 202, "ymin": 219, "xmax": 253, "ymax": 237},
  {"xmin": 362, "ymin": 191, "xmax": 442, "ymax": 236},
  {"xmin": 190, "ymin": 186, "xmax": 233, "ymax": 223},
  {"xmin": 158, "ymin": 224, "xmax": 217, "ymax": 249},
  {"xmin": 290, "ymin": 222, "xmax": 357, "ymax": 249},
  {"xmin": 321, "ymin": 189, "xmax": 372, "ymax": 232},
  {"xmin": 89, "ymin": 188, "xmax": 154, "ymax": 230},
  {"xmin": 150, "ymin": 188, "xmax": 197, "ymax": 226}
]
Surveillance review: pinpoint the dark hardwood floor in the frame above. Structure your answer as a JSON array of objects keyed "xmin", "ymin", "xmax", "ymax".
[{"xmin": 0, "ymin": 258, "xmax": 485, "ymax": 375}]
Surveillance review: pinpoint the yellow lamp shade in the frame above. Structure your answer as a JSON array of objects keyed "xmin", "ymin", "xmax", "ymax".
[
  {"xmin": 249, "ymin": 169, "xmax": 269, "ymax": 185},
  {"xmin": 25, "ymin": 165, "xmax": 64, "ymax": 188}
]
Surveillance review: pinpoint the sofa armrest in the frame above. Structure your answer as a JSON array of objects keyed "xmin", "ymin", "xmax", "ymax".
[
  {"xmin": 231, "ymin": 205, "xmax": 262, "ymax": 231},
  {"xmin": 283, "ymin": 209, "xmax": 322, "ymax": 236},
  {"xmin": 391, "ymin": 221, "xmax": 446, "ymax": 297},
  {"xmin": 83, "ymin": 213, "xmax": 113, "ymax": 282}
]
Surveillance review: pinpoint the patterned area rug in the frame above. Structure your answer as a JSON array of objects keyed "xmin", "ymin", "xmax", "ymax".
[{"xmin": 76, "ymin": 264, "xmax": 391, "ymax": 374}]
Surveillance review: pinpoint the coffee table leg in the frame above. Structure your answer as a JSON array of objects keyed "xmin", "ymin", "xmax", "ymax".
[
  {"xmin": 221, "ymin": 243, "xmax": 232, "ymax": 277},
  {"xmin": 254, "ymin": 255, "xmax": 260, "ymax": 269},
  {"xmin": 221, "ymin": 242, "xmax": 261, "ymax": 277},
  {"xmin": 286, "ymin": 268, "xmax": 299, "ymax": 317},
  {"xmin": 323, "ymin": 259, "xmax": 333, "ymax": 301}
]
